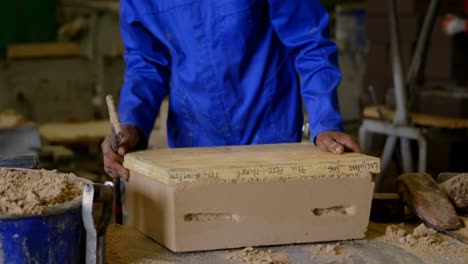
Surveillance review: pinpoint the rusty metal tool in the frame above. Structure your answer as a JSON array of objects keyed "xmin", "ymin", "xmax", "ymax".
[{"xmin": 105, "ymin": 95, "xmax": 123, "ymax": 225}]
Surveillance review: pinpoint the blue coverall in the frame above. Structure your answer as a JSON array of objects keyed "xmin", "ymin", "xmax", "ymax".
[{"xmin": 118, "ymin": 0, "xmax": 344, "ymax": 148}]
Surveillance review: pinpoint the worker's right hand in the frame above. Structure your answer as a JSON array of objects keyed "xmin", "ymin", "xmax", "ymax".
[
  {"xmin": 316, "ymin": 131, "xmax": 363, "ymax": 154},
  {"xmin": 442, "ymin": 14, "xmax": 466, "ymax": 36},
  {"xmin": 102, "ymin": 125, "xmax": 141, "ymax": 181}
]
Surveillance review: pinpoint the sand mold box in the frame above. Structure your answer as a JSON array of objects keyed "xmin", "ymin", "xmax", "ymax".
[{"xmin": 0, "ymin": 168, "xmax": 84, "ymax": 215}]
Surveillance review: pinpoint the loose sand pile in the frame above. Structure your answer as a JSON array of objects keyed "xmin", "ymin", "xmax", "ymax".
[
  {"xmin": 0, "ymin": 168, "xmax": 84, "ymax": 215},
  {"xmin": 308, "ymin": 244, "xmax": 341, "ymax": 256},
  {"xmin": 225, "ymin": 247, "xmax": 289, "ymax": 264},
  {"xmin": 383, "ymin": 223, "xmax": 438, "ymax": 247},
  {"xmin": 381, "ymin": 223, "xmax": 468, "ymax": 263}
]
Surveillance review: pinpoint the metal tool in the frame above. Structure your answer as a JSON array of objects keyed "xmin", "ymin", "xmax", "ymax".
[
  {"xmin": 359, "ymin": 0, "xmax": 440, "ymax": 191},
  {"xmin": 105, "ymin": 95, "xmax": 123, "ymax": 224},
  {"xmin": 83, "ymin": 182, "xmax": 114, "ymax": 264}
]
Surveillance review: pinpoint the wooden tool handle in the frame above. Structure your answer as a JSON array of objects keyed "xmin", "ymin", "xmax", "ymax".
[
  {"xmin": 105, "ymin": 95, "xmax": 124, "ymax": 225},
  {"xmin": 105, "ymin": 95, "xmax": 124, "ymax": 140}
]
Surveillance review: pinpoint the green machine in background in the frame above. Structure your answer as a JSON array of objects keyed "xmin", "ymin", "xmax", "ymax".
[{"xmin": 0, "ymin": 0, "xmax": 58, "ymax": 55}]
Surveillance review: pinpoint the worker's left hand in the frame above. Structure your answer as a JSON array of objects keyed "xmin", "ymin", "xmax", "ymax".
[{"xmin": 316, "ymin": 131, "xmax": 363, "ymax": 154}]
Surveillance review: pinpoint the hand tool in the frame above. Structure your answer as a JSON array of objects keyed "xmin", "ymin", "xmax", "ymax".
[
  {"xmin": 396, "ymin": 172, "xmax": 460, "ymax": 230},
  {"xmin": 105, "ymin": 95, "xmax": 123, "ymax": 225},
  {"xmin": 435, "ymin": 216, "xmax": 468, "ymax": 244}
]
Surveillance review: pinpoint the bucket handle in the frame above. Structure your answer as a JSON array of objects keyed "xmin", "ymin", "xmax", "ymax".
[{"xmin": 82, "ymin": 183, "xmax": 113, "ymax": 264}]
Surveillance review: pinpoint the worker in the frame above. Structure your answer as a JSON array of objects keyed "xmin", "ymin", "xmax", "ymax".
[
  {"xmin": 443, "ymin": 0, "xmax": 468, "ymax": 35},
  {"xmin": 102, "ymin": 0, "xmax": 363, "ymax": 180}
]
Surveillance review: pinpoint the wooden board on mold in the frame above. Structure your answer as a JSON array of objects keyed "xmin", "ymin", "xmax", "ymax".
[{"xmin": 123, "ymin": 143, "xmax": 380, "ymax": 184}]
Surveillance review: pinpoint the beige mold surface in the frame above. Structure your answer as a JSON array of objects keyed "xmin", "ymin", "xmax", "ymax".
[
  {"xmin": 123, "ymin": 143, "xmax": 380, "ymax": 184},
  {"xmin": 124, "ymin": 143, "xmax": 379, "ymax": 252}
]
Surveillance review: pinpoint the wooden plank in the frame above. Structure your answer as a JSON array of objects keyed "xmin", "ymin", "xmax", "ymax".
[
  {"xmin": 123, "ymin": 143, "xmax": 380, "ymax": 184},
  {"xmin": 39, "ymin": 120, "xmax": 110, "ymax": 144},
  {"xmin": 363, "ymin": 105, "xmax": 468, "ymax": 129},
  {"xmin": 7, "ymin": 42, "xmax": 81, "ymax": 59}
]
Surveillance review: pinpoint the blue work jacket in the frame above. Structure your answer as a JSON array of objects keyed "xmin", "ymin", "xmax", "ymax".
[{"xmin": 118, "ymin": 0, "xmax": 344, "ymax": 148}]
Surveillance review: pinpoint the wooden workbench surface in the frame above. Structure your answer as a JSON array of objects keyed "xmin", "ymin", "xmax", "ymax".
[
  {"xmin": 106, "ymin": 221, "xmax": 468, "ymax": 264},
  {"xmin": 39, "ymin": 120, "xmax": 110, "ymax": 144},
  {"xmin": 363, "ymin": 105, "xmax": 468, "ymax": 129}
]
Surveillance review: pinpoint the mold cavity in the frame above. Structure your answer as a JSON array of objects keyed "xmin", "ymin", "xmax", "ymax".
[
  {"xmin": 184, "ymin": 213, "xmax": 240, "ymax": 222},
  {"xmin": 312, "ymin": 205, "xmax": 356, "ymax": 216}
]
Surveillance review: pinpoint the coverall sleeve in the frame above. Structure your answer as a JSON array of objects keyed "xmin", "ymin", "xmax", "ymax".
[
  {"xmin": 118, "ymin": 0, "xmax": 170, "ymax": 140},
  {"xmin": 267, "ymin": 0, "xmax": 344, "ymax": 143}
]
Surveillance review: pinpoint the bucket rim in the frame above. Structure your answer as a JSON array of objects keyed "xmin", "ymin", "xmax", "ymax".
[{"xmin": 0, "ymin": 168, "xmax": 93, "ymax": 220}]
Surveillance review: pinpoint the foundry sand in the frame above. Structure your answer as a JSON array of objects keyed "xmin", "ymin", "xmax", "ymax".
[
  {"xmin": 123, "ymin": 143, "xmax": 380, "ymax": 252},
  {"xmin": 0, "ymin": 168, "xmax": 83, "ymax": 215}
]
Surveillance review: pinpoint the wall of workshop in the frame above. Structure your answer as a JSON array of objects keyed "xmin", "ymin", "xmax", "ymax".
[
  {"xmin": 0, "ymin": 0, "xmax": 57, "ymax": 53},
  {"xmin": 362, "ymin": 0, "xmax": 468, "ymax": 106},
  {"xmin": 3, "ymin": 58, "xmax": 95, "ymax": 122},
  {"xmin": 0, "ymin": 0, "xmax": 366, "ymax": 124},
  {"xmin": 0, "ymin": 6, "xmax": 124, "ymax": 124}
]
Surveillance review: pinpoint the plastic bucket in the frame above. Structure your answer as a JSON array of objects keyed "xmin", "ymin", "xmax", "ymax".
[{"xmin": 0, "ymin": 170, "xmax": 91, "ymax": 263}]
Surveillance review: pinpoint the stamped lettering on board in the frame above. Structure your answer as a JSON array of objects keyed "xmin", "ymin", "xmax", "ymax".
[
  {"xmin": 327, "ymin": 165, "xmax": 340, "ymax": 173},
  {"xmin": 237, "ymin": 168, "xmax": 260, "ymax": 178},
  {"xmin": 169, "ymin": 171, "xmax": 219, "ymax": 181},
  {"xmin": 266, "ymin": 166, "xmax": 284, "ymax": 175},
  {"xmin": 291, "ymin": 166, "xmax": 307, "ymax": 174},
  {"xmin": 348, "ymin": 162, "xmax": 379, "ymax": 172}
]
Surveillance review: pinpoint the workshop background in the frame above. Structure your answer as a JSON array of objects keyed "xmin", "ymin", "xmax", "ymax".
[{"xmin": 0, "ymin": 0, "xmax": 467, "ymax": 192}]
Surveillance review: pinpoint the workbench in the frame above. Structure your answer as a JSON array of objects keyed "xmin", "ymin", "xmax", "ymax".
[
  {"xmin": 39, "ymin": 120, "xmax": 110, "ymax": 145},
  {"xmin": 363, "ymin": 105, "xmax": 468, "ymax": 129},
  {"xmin": 107, "ymin": 222, "xmax": 468, "ymax": 264}
]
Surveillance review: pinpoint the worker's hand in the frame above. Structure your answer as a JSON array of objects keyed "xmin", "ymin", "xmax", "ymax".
[
  {"xmin": 102, "ymin": 125, "xmax": 141, "ymax": 181},
  {"xmin": 316, "ymin": 131, "xmax": 363, "ymax": 154},
  {"xmin": 443, "ymin": 14, "xmax": 466, "ymax": 36}
]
